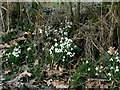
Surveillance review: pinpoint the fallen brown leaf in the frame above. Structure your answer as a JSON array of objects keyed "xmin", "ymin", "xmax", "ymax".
[
  {"xmin": 0, "ymin": 43, "xmax": 10, "ymax": 48},
  {"xmin": 4, "ymin": 43, "xmax": 10, "ymax": 48},
  {"xmin": 4, "ymin": 69, "xmax": 11, "ymax": 74},
  {"xmin": 34, "ymin": 59, "xmax": 39, "ymax": 66},
  {"xmin": 58, "ymin": 66, "xmax": 64, "ymax": 72},
  {"xmin": 100, "ymin": 84, "xmax": 108, "ymax": 88},
  {"xmin": 20, "ymin": 70, "xmax": 32, "ymax": 77},
  {"xmin": 30, "ymin": 79, "xmax": 36, "ymax": 83},
  {"xmin": 52, "ymin": 80, "xmax": 69, "ymax": 88},
  {"xmin": 9, "ymin": 40, "xmax": 18, "ymax": 46},
  {"xmin": 107, "ymin": 46, "xmax": 115, "ymax": 55},
  {"xmin": 18, "ymin": 36, "xmax": 26, "ymax": 41},
  {"xmin": 46, "ymin": 79, "xmax": 53, "ymax": 86},
  {"xmin": 0, "ymin": 44, "xmax": 5, "ymax": 48}
]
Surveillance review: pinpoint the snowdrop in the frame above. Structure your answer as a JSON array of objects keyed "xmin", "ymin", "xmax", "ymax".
[
  {"xmin": 109, "ymin": 58, "xmax": 113, "ymax": 61},
  {"xmin": 110, "ymin": 67, "xmax": 114, "ymax": 69},
  {"xmin": 95, "ymin": 73, "xmax": 98, "ymax": 75},
  {"xmin": 115, "ymin": 56, "xmax": 119, "ymax": 60},
  {"xmin": 39, "ymin": 29, "xmax": 42, "ymax": 33},
  {"xmin": 115, "ymin": 68, "xmax": 119, "ymax": 72},
  {"xmin": 100, "ymin": 66, "xmax": 103, "ymax": 69},
  {"xmin": 27, "ymin": 47, "xmax": 31, "ymax": 51},
  {"xmin": 95, "ymin": 67, "xmax": 99, "ymax": 71},
  {"xmin": 88, "ymin": 68, "xmax": 90, "ymax": 71},
  {"xmin": 63, "ymin": 56, "xmax": 65, "ymax": 58},
  {"xmin": 67, "ymin": 52, "xmax": 71, "ymax": 55},
  {"xmin": 64, "ymin": 32, "xmax": 67, "ymax": 35},
  {"xmin": 116, "ymin": 66, "xmax": 119, "ymax": 69},
  {"xmin": 107, "ymin": 73, "xmax": 111, "ymax": 76},
  {"xmin": 114, "ymin": 51, "xmax": 119, "ymax": 55},
  {"xmin": 25, "ymin": 32, "xmax": 28, "ymax": 34},
  {"xmin": 12, "ymin": 47, "xmax": 21, "ymax": 57},
  {"xmin": 54, "ymin": 39, "xmax": 57, "ymax": 41},
  {"xmin": 62, "ymin": 59, "xmax": 65, "ymax": 62},
  {"xmin": 55, "ymin": 43, "xmax": 58, "ymax": 47},
  {"xmin": 26, "ymin": 56, "xmax": 28, "ymax": 58}
]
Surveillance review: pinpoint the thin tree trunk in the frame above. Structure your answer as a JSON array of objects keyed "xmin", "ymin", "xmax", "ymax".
[{"xmin": 117, "ymin": 2, "xmax": 120, "ymax": 56}]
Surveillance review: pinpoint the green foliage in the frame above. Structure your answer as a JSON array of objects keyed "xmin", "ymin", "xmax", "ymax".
[
  {"xmin": 2, "ymin": 31, "xmax": 18, "ymax": 43},
  {"xmin": 70, "ymin": 59, "xmax": 91, "ymax": 87},
  {"xmin": 30, "ymin": 65, "xmax": 43, "ymax": 82}
]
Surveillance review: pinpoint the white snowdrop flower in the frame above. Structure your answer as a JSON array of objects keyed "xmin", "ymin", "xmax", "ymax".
[
  {"xmin": 70, "ymin": 55, "xmax": 73, "ymax": 57},
  {"xmin": 25, "ymin": 32, "xmax": 28, "ymax": 34},
  {"xmin": 117, "ymin": 59, "xmax": 120, "ymax": 63},
  {"xmin": 32, "ymin": 33, "xmax": 35, "ymax": 35},
  {"xmin": 72, "ymin": 53, "xmax": 75, "ymax": 56},
  {"xmin": 71, "ymin": 48, "xmax": 73, "ymax": 50},
  {"xmin": 74, "ymin": 45, "xmax": 77, "ymax": 48},
  {"xmin": 110, "ymin": 67, "xmax": 114, "ymax": 69},
  {"xmin": 99, "ymin": 70, "xmax": 102, "ymax": 72},
  {"xmin": 100, "ymin": 66, "xmax": 103, "ymax": 69},
  {"xmin": 14, "ymin": 47, "xmax": 19, "ymax": 51},
  {"xmin": 59, "ymin": 28, "xmax": 62, "ymax": 30},
  {"xmin": 54, "ymin": 39, "xmax": 57, "ymax": 41},
  {"xmin": 50, "ymin": 50, "xmax": 52, "ymax": 55},
  {"xmin": 64, "ymin": 32, "xmax": 67, "ymax": 35},
  {"xmin": 62, "ymin": 59, "xmax": 65, "ymax": 62},
  {"xmin": 109, "ymin": 78, "xmax": 111, "ymax": 80},
  {"xmin": 95, "ymin": 73, "xmax": 98, "ymax": 75},
  {"xmin": 107, "ymin": 51, "xmax": 110, "ymax": 54},
  {"xmin": 88, "ymin": 68, "xmax": 90, "ymax": 71},
  {"xmin": 55, "ymin": 48, "xmax": 60, "ymax": 53},
  {"xmin": 45, "ymin": 31, "xmax": 47, "ymax": 34},
  {"xmin": 86, "ymin": 61, "xmax": 89, "ymax": 63},
  {"xmin": 115, "ymin": 68, "xmax": 119, "ymax": 72},
  {"xmin": 114, "ymin": 51, "xmax": 119, "ymax": 55},
  {"xmin": 55, "ymin": 43, "xmax": 58, "ymax": 47},
  {"xmin": 42, "ymin": 48, "xmax": 44, "ymax": 50},
  {"xmin": 63, "ymin": 56, "xmax": 65, "ymax": 58},
  {"xmin": 6, "ymin": 53, "xmax": 8, "ymax": 56},
  {"xmin": 51, "ymin": 46, "xmax": 54, "ymax": 50},
  {"xmin": 115, "ymin": 56, "xmax": 119, "ymax": 60},
  {"xmin": 108, "ymin": 73, "xmax": 111, "ymax": 76},
  {"xmin": 18, "ymin": 50, "xmax": 21, "ymax": 54},
  {"xmin": 59, "ymin": 49, "xmax": 62, "ymax": 52},
  {"xmin": 16, "ymin": 54, "xmax": 19, "ymax": 57},
  {"xmin": 26, "ymin": 56, "xmax": 28, "ymax": 58},
  {"xmin": 60, "ymin": 40, "xmax": 63, "ymax": 43},
  {"xmin": 55, "ymin": 30, "xmax": 57, "ymax": 32},
  {"xmin": 6, "ymin": 59, "xmax": 8, "ymax": 61},
  {"xmin": 116, "ymin": 66, "xmax": 119, "ymax": 69},
  {"xmin": 64, "ymin": 49, "xmax": 67, "ymax": 52},
  {"xmin": 12, "ymin": 52, "xmax": 16, "ymax": 56},
  {"xmin": 109, "ymin": 58, "xmax": 113, "ymax": 61},
  {"xmin": 68, "ymin": 39, "xmax": 73, "ymax": 43},
  {"xmin": 95, "ymin": 67, "xmax": 99, "ymax": 71},
  {"xmin": 27, "ymin": 47, "xmax": 31, "ymax": 51},
  {"xmin": 67, "ymin": 52, "xmax": 71, "ymax": 55},
  {"xmin": 39, "ymin": 29, "xmax": 42, "ymax": 33},
  {"xmin": 67, "ymin": 25, "xmax": 71, "ymax": 28}
]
